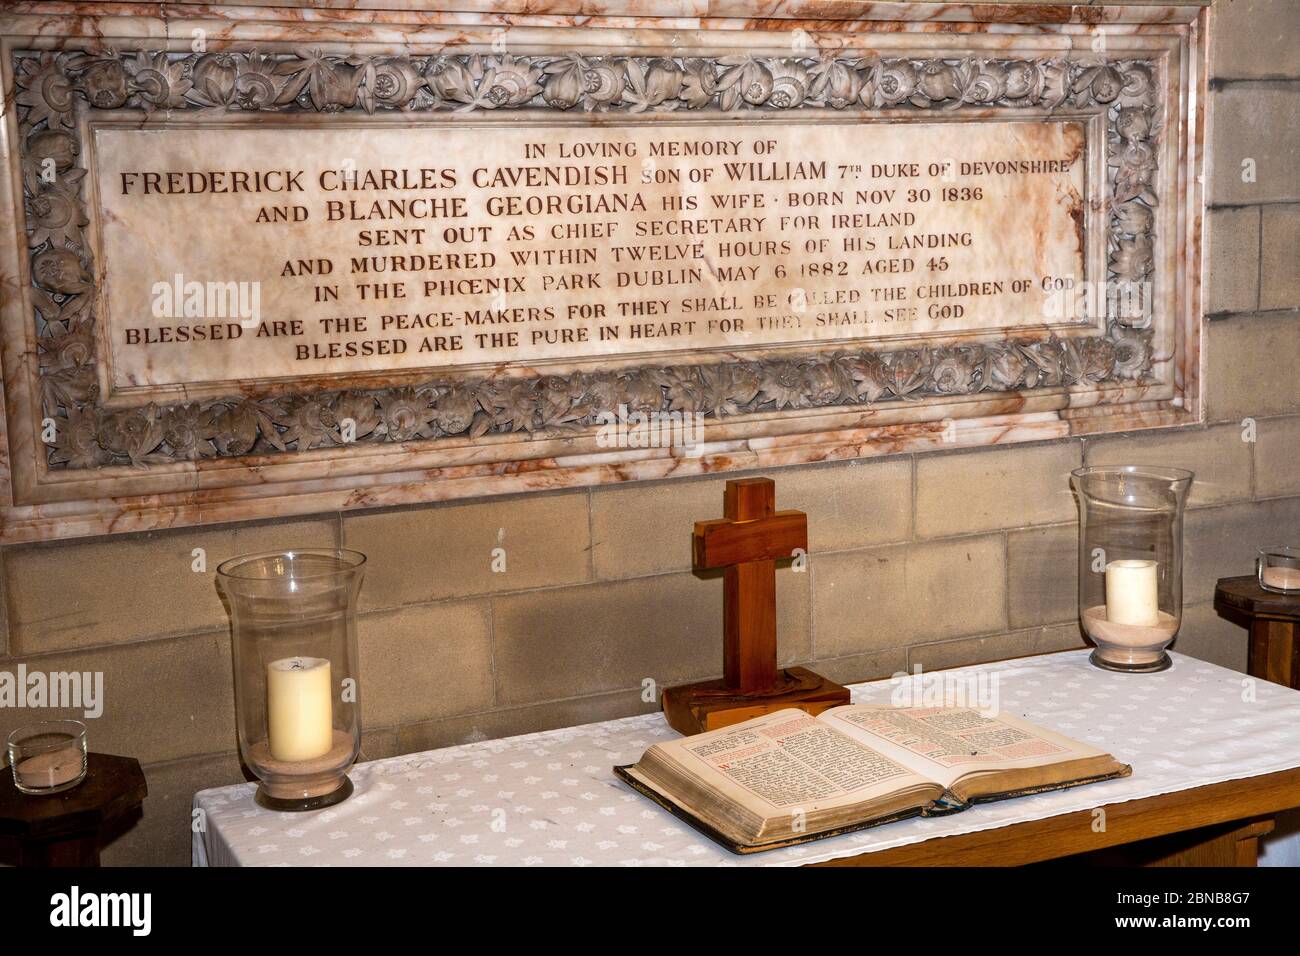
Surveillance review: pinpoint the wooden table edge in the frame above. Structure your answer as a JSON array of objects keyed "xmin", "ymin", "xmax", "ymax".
[{"xmin": 807, "ymin": 765, "xmax": 1300, "ymax": 866}]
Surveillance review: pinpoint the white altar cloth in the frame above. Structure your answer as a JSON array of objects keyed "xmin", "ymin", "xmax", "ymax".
[{"xmin": 192, "ymin": 650, "xmax": 1300, "ymax": 866}]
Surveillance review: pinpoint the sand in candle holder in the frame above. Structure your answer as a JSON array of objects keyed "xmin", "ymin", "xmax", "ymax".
[
  {"xmin": 1261, "ymin": 566, "xmax": 1300, "ymax": 592},
  {"xmin": 14, "ymin": 742, "xmax": 85, "ymax": 792},
  {"xmin": 246, "ymin": 730, "xmax": 354, "ymax": 801},
  {"xmin": 1083, "ymin": 605, "xmax": 1179, "ymax": 666}
]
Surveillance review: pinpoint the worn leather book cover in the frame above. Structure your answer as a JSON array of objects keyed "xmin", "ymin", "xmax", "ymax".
[{"xmin": 614, "ymin": 763, "xmax": 1131, "ymax": 855}]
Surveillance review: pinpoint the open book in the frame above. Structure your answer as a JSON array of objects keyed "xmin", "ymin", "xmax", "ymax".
[{"xmin": 617, "ymin": 705, "xmax": 1130, "ymax": 853}]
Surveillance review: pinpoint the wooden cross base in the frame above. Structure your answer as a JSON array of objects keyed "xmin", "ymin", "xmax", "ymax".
[
  {"xmin": 662, "ymin": 666, "xmax": 850, "ymax": 735},
  {"xmin": 661, "ymin": 477, "xmax": 850, "ymax": 736}
]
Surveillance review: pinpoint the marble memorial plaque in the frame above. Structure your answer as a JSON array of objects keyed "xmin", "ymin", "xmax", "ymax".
[
  {"xmin": 0, "ymin": 1, "xmax": 1208, "ymax": 540},
  {"xmin": 89, "ymin": 116, "xmax": 1095, "ymax": 399}
]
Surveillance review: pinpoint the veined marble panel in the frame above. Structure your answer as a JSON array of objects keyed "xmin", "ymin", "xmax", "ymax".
[
  {"xmin": 0, "ymin": 1, "xmax": 1208, "ymax": 541},
  {"xmin": 89, "ymin": 114, "xmax": 1094, "ymax": 394}
]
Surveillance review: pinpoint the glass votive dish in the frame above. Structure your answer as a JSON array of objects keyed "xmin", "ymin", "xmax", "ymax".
[
  {"xmin": 1259, "ymin": 546, "xmax": 1300, "ymax": 594},
  {"xmin": 6, "ymin": 720, "xmax": 88, "ymax": 795}
]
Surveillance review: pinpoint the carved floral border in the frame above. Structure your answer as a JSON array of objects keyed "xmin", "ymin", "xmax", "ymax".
[{"xmin": 12, "ymin": 49, "xmax": 1161, "ymax": 468}]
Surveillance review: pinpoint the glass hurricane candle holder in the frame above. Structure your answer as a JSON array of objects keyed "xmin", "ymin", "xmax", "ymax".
[
  {"xmin": 1071, "ymin": 466, "xmax": 1193, "ymax": 673},
  {"xmin": 6, "ymin": 720, "xmax": 87, "ymax": 795},
  {"xmin": 1258, "ymin": 546, "xmax": 1300, "ymax": 594},
  {"xmin": 218, "ymin": 549, "xmax": 365, "ymax": 811}
]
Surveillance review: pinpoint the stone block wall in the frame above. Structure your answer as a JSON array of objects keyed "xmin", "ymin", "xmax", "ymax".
[{"xmin": 0, "ymin": 0, "xmax": 1295, "ymax": 865}]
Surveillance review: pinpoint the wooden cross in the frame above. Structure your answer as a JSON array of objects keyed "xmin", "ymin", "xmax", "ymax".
[
  {"xmin": 692, "ymin": 477, "xmax": 807, "ymax": 693},
  {"xmin": 661, "ymin": 476, "xmax": 850, "ymax": 735}
]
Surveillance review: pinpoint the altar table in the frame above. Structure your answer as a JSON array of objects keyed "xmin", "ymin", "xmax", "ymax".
[{"xmin": 192, "ymin": 650, "xmax": 1300, "ymax": 867}]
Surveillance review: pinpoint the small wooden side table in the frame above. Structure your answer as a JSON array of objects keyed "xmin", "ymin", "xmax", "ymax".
[
  {"xmin": 0, "ymin": 753, "xmax": 147, "ymax": 867},
  {"xmin": 1215, "ymin": 575, "xmax": 1300, "ymax": 688}
]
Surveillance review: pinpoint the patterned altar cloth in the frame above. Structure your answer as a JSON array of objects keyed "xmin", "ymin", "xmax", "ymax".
[{"xmin": 193, "ymin": 650, "xmax": 1300, "ymax": 866}]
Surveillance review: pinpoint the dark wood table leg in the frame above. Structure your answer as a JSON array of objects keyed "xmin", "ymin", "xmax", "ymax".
[
  {"xmin": 1216, "ymin": 576, "xmax": 1300, "ymax": 689},
  {"xmin": 1250, "ymin": 619, "xmax": 1299, "ymax": 687},
  {"xmin": 19, "ymin": 832, "xmax": 101, "ymax": 867},
  {"xmin": 1148, "ymin": 817, "xmax": 1275, "ymax": 867},
  {"xmin": 0, "ymin": 754, "xmax": 145, "ymax": 868}
]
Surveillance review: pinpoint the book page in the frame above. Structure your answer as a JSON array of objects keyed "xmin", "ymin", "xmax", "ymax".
[
  {"xmin": 820, "ymin": 705, "xmax": 1106, "ymax": 790},
  {"xmin": 660, "ymin": 709, "xmax": 930, "ymax": 813}
]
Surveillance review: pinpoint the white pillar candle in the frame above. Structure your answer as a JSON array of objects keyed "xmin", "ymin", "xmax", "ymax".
[
  {"xmin": 1105, "ymin": 559, "xmax": 1160, "ymax": 627},
  {"xmin": 267, "ymin": 656, "xmax": 333, "ymax": 762}
]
